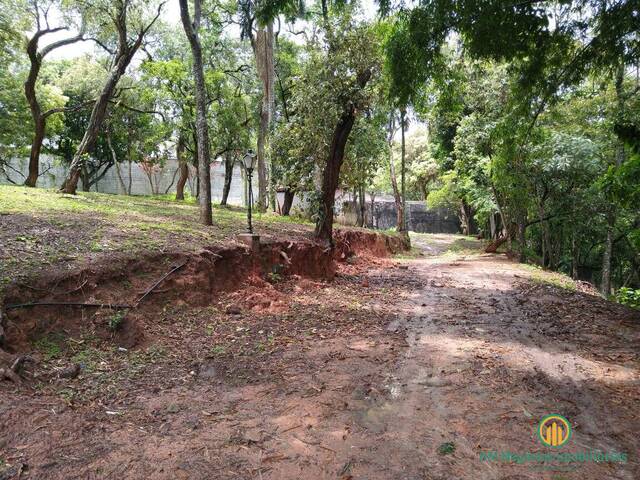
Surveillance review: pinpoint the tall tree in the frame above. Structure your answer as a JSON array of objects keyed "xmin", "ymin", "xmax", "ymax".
[
  {"xmin": 60, "ymin": 0, "xmax": 164, "ymax": 195},
  {"xmin": 23, "ymin": 0, "xmax": 86, "ymax": 187},
  {"xmin": 179, "ymin": 0, "xmax": 213, "ymax": 225},
  {"xmin": 313, "ymin": 20, "xmax": 380, "ymax": 245}
]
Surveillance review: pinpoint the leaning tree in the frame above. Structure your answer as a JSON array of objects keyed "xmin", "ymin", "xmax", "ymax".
[{"xmin": 60, "ymin": 0, "xmax": 164, "ymax": 195}]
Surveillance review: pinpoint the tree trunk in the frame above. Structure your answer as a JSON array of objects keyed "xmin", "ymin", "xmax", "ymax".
[
  {"xmin": 517, "ymin": 220, "xmax": 526, "ymax": 263},
  {"xmin": 571, "ymin": 232, "xmax": 579, "ymax": 279},
  {"xmin": 601, "ymin": 63, "xmax": 627, "ymax": 296},
  {"xmin": 24, "ymin": 25, "xmax": 84, "ymax": 187},
  {"xmin": 489, "ymin": 212, "xmax": 497, "ymax": 240},
  {"xmin": 358, "ymin": 185, "xmax": 366, "ymax": 228},
  {"xmin": 370, "ymin": 191, "xmax": 376, "ymax": 228},
  {"xmin": 253, "ymin": 23, "xmax": 275, "ymax": 213},
  {"xmin": 315, "ymin": 110, "xmax": 358, "ymax": 245},
  {"xmin": 23, "ymin": 36, "xmax": 44, "ymax": 187},
  {"xmin": 459, "ymin": 200, "xmax": 471, "ymax": 235},
  {"xmin": 23, "ymin": 45, "xmax": 46, "ymax": 188},
  {"xmin": 25, "ymin": 117, "xmax": 45, "ymax": 187},
  {"xmin": 220, "ymin": 152, "xmax": 234, "ymax": 206},
  {"xmin": 62, "ymin": 66, "xmax": 135, "ymax": 193},
  {"xmin": 399, "ymin": 108, "xmax": 407, "ymax": 232},
  {"xmin": 314, "ymin": 66, "xmax": 372, "ymax": 245},
  {"xmin": 180, "ymin": 0, "xmax": 212, "ymax": 225},
  {"xmin": 127, "ymin": 160, "xmax": 132, "ymax": 195},
  {"xmin": 389, "ymin": 147, "xmax": 404, "ymax": 231},
  {"xmin": 175, "ymin": 135, "xmax": 188, "ymax": 200},
  {"xmin": 115, "ymin": 163, "xmax": 127, "ymax": 194},
  {"xmin": 282, "ymin": 188, "xmax": 295, "ymax": 216},
  {"xmin": 601, "ymin": 211, "xmax": 614, "ymax": 297},
  {"xmin": 108, "ymin": 132, "xmax": 127, "ymax": 195},
  {"xmin": 537, "ymin": 201, "xmax": 551, "ymax": 268}
]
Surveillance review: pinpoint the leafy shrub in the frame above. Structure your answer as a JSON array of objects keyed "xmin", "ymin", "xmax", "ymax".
[{"xmin": 615, "ymin": 287, "xmax": 640, "ymax": 309}]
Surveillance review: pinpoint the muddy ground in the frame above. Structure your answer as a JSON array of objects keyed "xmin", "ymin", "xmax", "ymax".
[{"xmin": 1, "ymin": 233, "xmax": 639, "ymax": 479}]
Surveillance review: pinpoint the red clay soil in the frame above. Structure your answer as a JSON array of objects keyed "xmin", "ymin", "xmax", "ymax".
[
  {"xmin": 1, "ymin": 231, "xmax": 407, "ymax": 353},
  {"xmin": 1, "ymin": 234, "xmax": 639, "ymax": 480}
]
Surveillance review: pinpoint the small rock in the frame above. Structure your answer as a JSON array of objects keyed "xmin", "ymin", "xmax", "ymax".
[{"xmin": 59, "ymin": 363, "xmax": 80, "ymax": 379}]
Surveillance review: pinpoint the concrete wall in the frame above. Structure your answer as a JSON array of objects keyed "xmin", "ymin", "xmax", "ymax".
[
  {"xmin": 339, "ymin": 198, "xmax": 460, "ymax": 234},
  {"xmin": 1, "ymin": 155, "xmax": 248, "ymax": 206},
  {"xmin": 2, "ymin": 156, "xmax": 460, "ymax": 234}
]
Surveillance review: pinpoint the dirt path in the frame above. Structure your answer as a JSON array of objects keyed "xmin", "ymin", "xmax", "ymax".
[
  {"xmin": 1, "ymin": 234, "xmax": 639, "ymax": 479},
  {"xmin": 343, "ymin": 242, "xmax": 640, "ymax": 479}
]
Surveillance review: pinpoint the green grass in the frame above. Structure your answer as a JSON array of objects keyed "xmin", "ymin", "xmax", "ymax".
[
  {"xmin": 409, "ymin": 232, "xmax": 484, "ymax": 257},
  {"xmin": 438, "ymin": 441, "xmax": 456, "ymax": 455},
  {"xmin": 0, "ymin": 185, "xmax": 317, "ymax": 298},
  {"xmin": 33, "ymin": 333, "xmax": 65, "ymax": 360},
  {"xmin": 521, "ymin": 264, "xmax": 577, "ymax": 291}
]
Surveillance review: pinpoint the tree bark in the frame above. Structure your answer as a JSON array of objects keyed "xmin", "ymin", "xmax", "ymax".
[
  {"xmin": 179, "ymin": 0, "xmax": 212, "ymax": 225},
  {"xmin": 282, "ymin": 188, "xmax": 295, "ymax": 216},
  {"xmin": 517, "ymin": 220, "xmax": 527, "ymax": 263},
  {"xmin": 459, "ymin": 200, "xmax": 471, "ymax": 235},
  {"xmin": 399, "ymin": 108, "xmax": 407, "ymax": 232},
  {"xmin": 253, "ymin": 23, "xmax": 275, "ymax": 213},
  {"xmin": 24, "ymin": 36, "xmax": 45, "ymax": 187},
  {"xmin": 314, "ymin": 67, "xmax": 372, "ymax": 245},
  {"xmin": 315, "ymin": 111, "xmax": 358, "ymax": 245},
  {"xmin": 389, "ymin": 146, "xmax": 404, "ymax": 231},
  {"xmin": 369, "ymin": 191, "xmax": 376, "ymax": 227},
  {"xmin": 220, "ymin": 152, "xmax": 234, "ymax": 206},
  {"xmin": 175, "ymin": 135, "xmax": 188, "ymax": 200},
  {"xmin": 601, "ymin": 211, "xmax": 614, "ymax": 296},
  {"xmin": 571, "ymin": 232, "xmax": 579, "ymax": 279}
]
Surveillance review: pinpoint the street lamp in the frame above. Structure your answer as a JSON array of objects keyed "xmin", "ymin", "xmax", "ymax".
[{"xmin": 242, "ymin": 149, "xmax": 257, "ymax": 234}]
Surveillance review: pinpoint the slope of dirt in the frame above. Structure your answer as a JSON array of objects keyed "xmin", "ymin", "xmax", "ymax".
[
  {"xmin": 1, "ymin": 234, "xmax": 639, "ymax": 480},
  {"xmin": 1, "ymin": 230, "xmax": 407, "ymax": 354}
]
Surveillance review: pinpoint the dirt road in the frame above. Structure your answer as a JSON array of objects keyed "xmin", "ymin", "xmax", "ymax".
[{"xmin": 1, "ymin": 234, "xmax": 639, "ymax": 479}]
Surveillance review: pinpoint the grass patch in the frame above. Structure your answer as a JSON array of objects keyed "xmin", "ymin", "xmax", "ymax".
[
  {"xmin": 0, "ymin": 185, "xmax": 319, "ymax": 299},
  {"xmin": 438, "ymin": 441, "xmax": 456, "ymax": 455},
  {"xmin": 522, "ymin": 264, "xmax": 577, "ymax": 291},
  {"xmin": 33, "ymin": 333, "xmax": 65, "ymax": 360}
]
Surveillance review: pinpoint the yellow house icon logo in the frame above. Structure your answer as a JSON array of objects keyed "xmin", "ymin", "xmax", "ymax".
[{"xmin": 538, "ymin": 414, "xmax": 572, "ymax": 447}]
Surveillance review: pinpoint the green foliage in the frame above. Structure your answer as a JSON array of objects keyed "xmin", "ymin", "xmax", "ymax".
[
  {"xmin": 438, "ymin": 441, "xmax": 456, "ymax": 455},
  {"xmin": 615, "ymin": 287, "xmax": 640, "ymax": 309},
  {"xmin": 271, "ymin": 11, "xmax": 383, "ymax": 202},
  {"xmin": 34, "ymin": 333, "xmax": 64, "ymax": 360},
  {"xmin": 108, "ymin": 311, "xmax": 126, "ymax": 331}
]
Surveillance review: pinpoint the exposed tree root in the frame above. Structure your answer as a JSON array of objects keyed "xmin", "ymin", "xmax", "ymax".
[{"xmin": 0, "ymin": 353, "xmax": 28, "ymax": 384}]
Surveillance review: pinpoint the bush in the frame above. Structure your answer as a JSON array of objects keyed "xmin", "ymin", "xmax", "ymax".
[{"xmin": 615, "ymin": 287, "xmax": 640, "ymax": 309}]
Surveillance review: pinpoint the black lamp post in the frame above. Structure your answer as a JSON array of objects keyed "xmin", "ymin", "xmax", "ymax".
[{"xmin": 242, "ymin": 149, "xmax": 257, "ymax": 234}]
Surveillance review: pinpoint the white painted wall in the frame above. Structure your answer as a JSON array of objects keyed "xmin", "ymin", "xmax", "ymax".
[{"xmin": 1, "ymin": 155, "xmax": 249, "ymax": 206}]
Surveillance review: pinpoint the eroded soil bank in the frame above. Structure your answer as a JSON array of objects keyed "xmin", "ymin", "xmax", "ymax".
[
  {"xmin": 1, "ymin": 230, "xmax": 407, "ymax": 353},
  {"xmin": 1, "ymin": 233, "xmax": 639, "ymax": 480}
]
